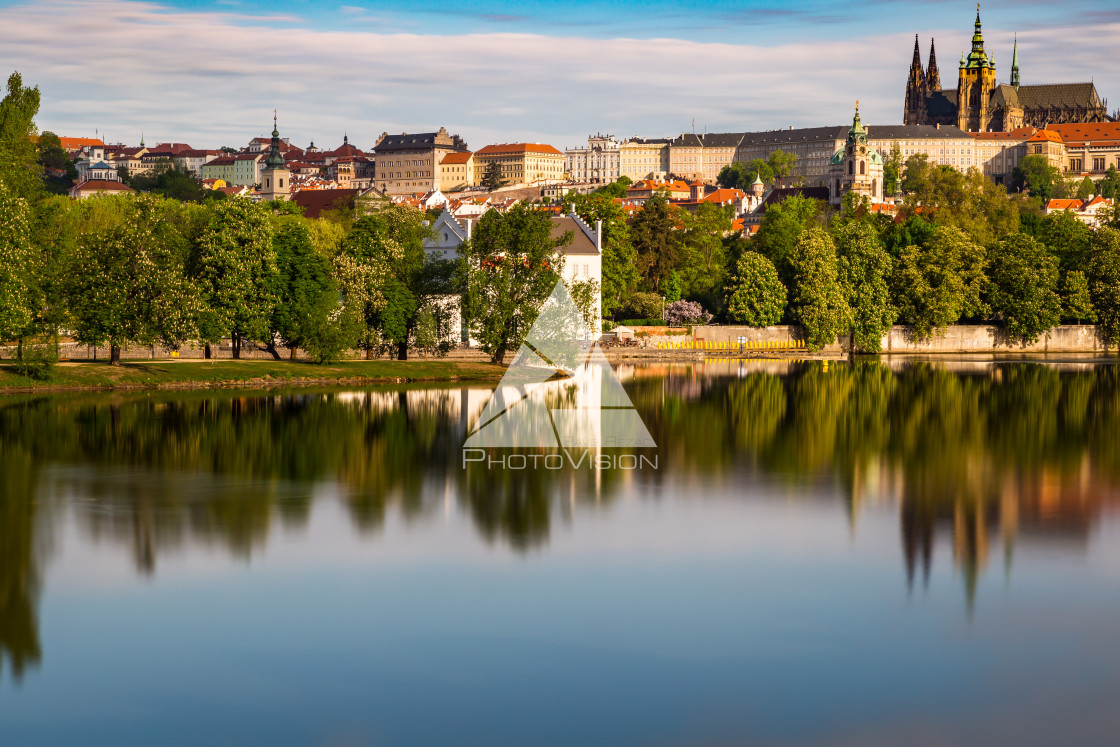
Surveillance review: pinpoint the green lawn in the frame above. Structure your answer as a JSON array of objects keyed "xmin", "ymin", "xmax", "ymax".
[{"xmin": 0, "ymin": 359, "xmax": 505, "ymax": 392}]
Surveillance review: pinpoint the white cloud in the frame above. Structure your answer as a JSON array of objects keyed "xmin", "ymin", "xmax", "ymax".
[{"xmin": 1, "ymin": 0, "xmax": 1116, "ymax": 151}]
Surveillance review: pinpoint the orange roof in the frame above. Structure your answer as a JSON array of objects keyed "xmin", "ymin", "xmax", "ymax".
[
  {"xmin": 1046, "ymin": 199, "xmax": 1083, "ymax": 211},
  {"xmin": 1029, "ymin": 130, "xmax": 1064, "ymax": 144},
  {"xmin": 441, "ymin": 151, "xmax": 473, "ymax": 164},
  {"xmin": 57, "ymin": 136, "xmax": 105, "ymax": 150},
  {"xmin": 71, "ymin": 179, "xmax": 132, "ymax": 192},
  {"xmin": 475, "ymin": 143, "xmax": 563, "ymax": 156},
  {"xmin": 1046, "ymin": 122, "xmax": 1120, "ymax": 145},
  {"xmin": 701, "ymin": 188, "xmax": 746, "ymax": 203},
  {"xmin": 1084, "ymin": 196, "xmax": 1113, "ymax": 208}
]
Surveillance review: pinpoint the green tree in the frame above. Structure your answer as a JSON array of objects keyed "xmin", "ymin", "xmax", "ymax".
[
  {"xmin": 891, "ymin": 227, "xmax": 987, "ymax": 339},
  {"xmin": 1088, "ymin": 227, "xmax": 1120, "ymax": 343},
  {"xmin": 900, "ymin": 153, "xmax": 934, "ymax": 195},
  {"xmin": 189, "ymin": 199, "xmax": 278, "ymax": 358},
  {"xmin": 752, "ymin": 193, "xmax": 823, "ymax": 288},
  {"xmin": 767, "ymin": 149, "xmax": 797, "ymax": 184},
  {"xmin": 0, "ymin": 72, "xmax": 42, "ymax": 201},
  {"xmin": 662, "ymin": 270, "xmax": 682, "ymax": 303},
  {"xmin": 68, "ymin": 196, "xmax": 197, "ymax": 364},
  {"xmin": 986, "ymin": 234, "xmax": 1061, "ymax": 344},
  {"xmin": 481, "ymin": 161, "xmax": 503, "ymax": 191},
  {"xmin": 836, "ymin": 222, "xmax": 896, "ymax": 352},
  {"xmin": 1039, "ymin": 209, "xmax": 1093, "ymax": 273},
  {"xmin": 460, "ymin": 203, "xmax": 567, "ymax": 364},
  {"xmin": 1061, "ymin": 270, "xmax": 1096, "ymax": 324},
  {"xmin": 726, "ymin": 252, "xmax": 786, "ymax": 327},
  {"xmin": 1012, "ymin": 154, "xmax": 1062, "ymax": 202},
  {"xmin": 883, "ymin": 141, "xmax": 903, "ymax": 196},
  {"xmin": 679, "ymin": 202, "xmax": 732, "ymax": 309},
  {"xmin": 589, "ymin": 176, "xmax": 632, "ymax": 199},
  {"xmin": 0, "ymin": 182, "xmax": 35, "ymax": 346},
  {"xmin": 1097, "ymin": 166, "xmax": 1120, "ymax": 200},
  {"xmin": 269, "ymin": 221, "xmax": 338, "ymax": 360},
  {"xmin": 788, "ymin": 228, "xmax": 850, "ymax": 351},
  {"xmin": 630, "ymin": 194, "xmax": 683, "ymax": 291},
  {"xmin": 1076, "ymin": 176, "xmax": 1096, "ymax": 201},
  {"xmin": 562, "ymin": 193, "xmax": 638, "ymax": 317},
  {"xmin": 717, "ymin": 159, "xmax": 774, "ymax": 190}
]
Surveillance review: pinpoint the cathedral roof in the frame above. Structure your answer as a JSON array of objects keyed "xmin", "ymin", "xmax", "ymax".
[{"xmin": 1014, "ymin": 82, "xmax": 1103, "ymax": 110}]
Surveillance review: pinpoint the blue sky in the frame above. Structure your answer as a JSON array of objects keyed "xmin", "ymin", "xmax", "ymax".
[{"xmin": 1, "ymin": 0, "xmax": 1117, "ymax": 151}]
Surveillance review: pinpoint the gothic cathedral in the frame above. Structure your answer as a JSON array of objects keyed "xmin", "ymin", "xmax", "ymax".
[{"xmin": 903, "ymin": 6, "xmax": 1111, "ymax": 132}]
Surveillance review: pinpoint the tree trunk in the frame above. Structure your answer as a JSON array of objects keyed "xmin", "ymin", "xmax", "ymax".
[
  {"xmin": 289, "ymin": 346, "xmax": 297, "ymax": 360},
  {"xmin": 397, "ymin": 340, "xmax": 408, "ymax": 361},
  {"xmin": 266, "ymin": 341, "xmax": 282, "ymax": 361},
  {"xmin": 490, "ymin": 346, "xmax": 506, "ymax": 366},
  {"xmin": 232, "ymin": 333, "xmax": 241, "ymax": 360},
  {"xmin": 204, "ymin": 343, "xmax": 212, "ymax": 359},
  {"xmin": 110, "ymin": 344, "xmax": 121, "ymax": 366},
  {"xmin": 16, "ymin": 338, "xmax": 23, "ymax": 361},
  {"xmin": 365, "ymin": 346, "xmax": 374, "ymax": 360}
]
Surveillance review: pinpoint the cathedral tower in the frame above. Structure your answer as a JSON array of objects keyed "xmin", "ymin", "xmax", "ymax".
[
  {"xmin": 904, "ymin": 35, "xmax": 927, "ymax": 125},
  {"xmin": 926, "ymin": 38, "xmax": 941, "ymax": 91},
  {"xmin": 1010, "ymin": 33, "xmax": 1020, "ymax": 89},
  {"xmin": 956, "ymin": 5, "xmax": 998, "ymax": 132}
]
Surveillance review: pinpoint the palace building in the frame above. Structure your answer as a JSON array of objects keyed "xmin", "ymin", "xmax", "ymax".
[{"xmin": 903, "ymin": 7, "xmax": 1111, "ymax": 133}]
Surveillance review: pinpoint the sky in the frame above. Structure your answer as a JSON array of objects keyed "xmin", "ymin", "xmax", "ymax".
[{"xmin": 1, "ymin": 0, "xmax": 1118, "ymax": 152}]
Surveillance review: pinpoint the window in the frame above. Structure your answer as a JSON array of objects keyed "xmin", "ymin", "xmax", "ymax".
[
  {"xmin": 1094, "ymin": 157, "xmax": 1106, "ymax": 172},
  {"xmin": 1070, "ymin": 158, "xmax": 1083, "ymax": 172}
]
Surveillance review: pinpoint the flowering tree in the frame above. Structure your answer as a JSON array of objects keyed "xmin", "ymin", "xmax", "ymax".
[
  {"xmin": 726, "ymin": 252, "xmax": 786, "ymax": 327},
  {"xmin": 789, "ymin": 228, "xmax": 850, "ymax": 351},
  {"xmin": 0, "ymin": 183, "xmax": 34, "ymax": 347},
  {"xmin": 664, "ymin": 300, "xmax": 712, "ymax": 327},
  {"xmin": 189, "ymin": 199, "xmax": 278, "ymax": 358},
  {"xmin": 68, "ymin": 195, "xmax": 198, "ymax": 364}
]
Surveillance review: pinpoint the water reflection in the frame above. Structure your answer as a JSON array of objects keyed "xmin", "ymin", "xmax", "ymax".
[{"xmin": 3, "ymin": 359, "xmax": 1120, "ymax": 684}]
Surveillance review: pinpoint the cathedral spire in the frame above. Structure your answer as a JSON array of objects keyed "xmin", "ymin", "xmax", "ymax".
[
  {"xmin": 910, "ymin": 34, "xmax": 924, "ymax": 77},
  {"xmin": 904, "ymin": 33, "xmax": 927, "ymax": 125},
  {"xmin": 926, "ymin": 38, "xmax": 941, "ymax": 91},
  {"xmin": 1010, "ymin": 33, "xmax": 1020, "ymax": 88}
]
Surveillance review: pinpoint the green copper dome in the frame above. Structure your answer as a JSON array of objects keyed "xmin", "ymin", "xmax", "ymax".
[
  {"xmin": 265, "ymin": 111, "xmax": 285, "ymax": 169},
  {"xmin": 963, "ymin": 5, "xmax": 991, "ymax": 69}
]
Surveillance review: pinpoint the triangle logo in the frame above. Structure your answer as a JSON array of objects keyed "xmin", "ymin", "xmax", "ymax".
[{"xmin": 465, "ymin": 281, "xmax": 656, "ymax": 450}]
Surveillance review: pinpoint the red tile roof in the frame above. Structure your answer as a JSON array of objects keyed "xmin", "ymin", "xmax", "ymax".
[
  {"xmin": 56, "ymin": 136, "xmax": 105, "ymax": 150},
  {"xmin": 1046, "ymin": 198, "xmax": 1083, "ymax": 211},
  {"xmin": 441, "ymin": 151, "xmax": 473, "ymax": 164},
  {"xmin": 1046, "ymin": 122, "xmax": 1120, "ymax": 145},
  {"xmin": 1029, "ymin": 130, "xmax": 1064, "ymax": 144},
  {"xmin": 71, "ymin": 179, "xmax": 133, "ymax": 193},
  {"xmin": 475, "ymin": 143, "xmax": 563, "ymax": 156}
]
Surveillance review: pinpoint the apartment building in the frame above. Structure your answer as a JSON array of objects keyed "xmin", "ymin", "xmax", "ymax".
[
  {"xmin": 473, "ymin": 143, "xmax": 565, "ymax": 186},
  {"xmin": 373, "ymin": 127, "xmax": 468, "ymax": 195}
]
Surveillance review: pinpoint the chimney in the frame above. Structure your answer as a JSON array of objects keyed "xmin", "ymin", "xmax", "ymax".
[
  {"xmin": 596, "ymin": 220, "xmax": 602, "ymax": 252},
  {"xmin": 465, "ymin": 219, "xmax": 472, "ymax": 239}
]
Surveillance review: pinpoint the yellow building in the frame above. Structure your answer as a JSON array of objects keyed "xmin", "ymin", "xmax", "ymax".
[
  {"xmin": 619, "ymin": 138, "xmax": 670, "ymax": 181},
  {"xmin": 473, "ymin": 143, "xmax": 564, "ymax": 185},
  {"xmin": 439, "ymin": 151, "xmax": 475, "ymax": 191}
]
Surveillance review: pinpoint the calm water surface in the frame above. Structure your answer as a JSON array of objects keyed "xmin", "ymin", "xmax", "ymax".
[{"xmin": 2, "ymin": 358, "xmax": 1120, "ymax": 746}]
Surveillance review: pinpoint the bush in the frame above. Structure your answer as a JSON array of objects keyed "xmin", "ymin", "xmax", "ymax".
[
  {"xmin": 618, "ymin": 318, "xmax": 666, "ymax": 327},
  {"xmin": 621, "ymin": 291, "xmax": 662, "ymax": 320},
  {"xmin": 13, "ymin": 340, "xmax": 58, "ymax": 381},
  {"xmin": 664, "ymin": 300, "xmax": 712, "ymax": 327}
]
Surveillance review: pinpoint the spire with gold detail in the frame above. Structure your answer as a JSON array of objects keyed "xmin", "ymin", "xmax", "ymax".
[{"xmin": 963, "ymin": 3, "xmax": 989, "ymax": 69}]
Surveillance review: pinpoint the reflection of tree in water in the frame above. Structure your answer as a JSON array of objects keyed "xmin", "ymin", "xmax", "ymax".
[{"xmin": 0, "ymin": 448, "xmax": 44, "ymax": 682}]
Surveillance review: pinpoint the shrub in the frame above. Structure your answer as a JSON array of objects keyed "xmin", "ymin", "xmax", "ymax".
[{"xmin": 664, "ymin": 300, "xmax": 712, "ymax": 327}]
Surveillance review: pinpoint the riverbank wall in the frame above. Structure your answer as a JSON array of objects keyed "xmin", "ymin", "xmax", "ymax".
[{"xmin": 691, "ymin": 324, "xmax": 1110, "ymax": 354}]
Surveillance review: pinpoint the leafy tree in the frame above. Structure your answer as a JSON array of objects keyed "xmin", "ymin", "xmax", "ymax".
[
  {"xmin": 481, "ymin": 161, "xmax": 503, "ymax": 191},
  {"xmin": 630, "ymin": 194, "xmax": 683, "ymax": 291},
  {"xmin": 269, "ymin": 221, "xmax": 338, "ymax": 360},
  {"xmin": 0, "ymin": 72, "xmax": 42, "ymax": 201},
  {"xmin": 1076, "ymin": 176, "xmax": 1096, "ymax": 201},
  {"xmin": 891, "ymin": 227, "xmax": 987, "ymax": 339},
  {"xmin": 1061, "ymin": 270, "xmax": 1096, "ymax": 325},
  {"xmin": 717, "ymin": 159, "xmax": 773, "ymax": 190},
  {"xmin": 986, "ymin": 234, "xmax": 1061, "ymax": 344},
  {"xmin": 589, "ymin": 176, "xmax": 632, "ymax": 199},
  {"xmin": 836, "ymin": 222, "xmax": 896, "ymax": 352},
  {"xmin": 68, "ymin": 196, "xmax": 197, "ymax": 364},
  {"xmin": 127, "ymin": 162, "xmax": 217, "ymax": 203},
  {"xmin": 883, "ymin": 141, "xmax": 903, "ymax": 196},
  {"xmin": 621, "ymin": 291, "xmax": 662, "ymax": 320},
  {"xmin": 0, "ymin": 182, "xmax": 35, "ymax": 346},
  {"xmin": 460, "ymin": 203, "xmax": 567, "ymax": 364},
  {"xmin": 1097, "ymin": 166, "xmax": 1120, "ymax": 200},
  {"xmin": 1039, "ymin": 209, "xmax": 1092, "ymax": 273},
  {"xmin": 679, "ymin": 202, "xmax": 732, "ymax": 309},
  {"xmin": 189, "ymin": 199, "xmax": 279, "ymax": 358},
  {"xmin": 767, "ymin": 149, "xmax": 797, "ymax": 184},
  {"xmin": 752, "ymin": 193, "xmax": 823, "ymax": 288},
  {"xmin": 726, "ymin": 252, "xmax": 786, "ymax": 327},
  {"xmin": 1087, "ymin": 227, "xmax": 1120, "ymax": 343},
  {"xmin": 1012, "ymin": 154, "xmax": 1062, "ymax": 202},
  {"xmin": 788, "ymin": 228, "xmax": 850, "ymax": 351},
  {"xmin": 562, "ymin": 192, "xmax": 638, "ymax": 318},
  {"xmin": 900, "ymin": 153, "xmax": 934, "ymax": 195},
  {"xmin": 662, "ymin": 270, "xmax": 681, "ymax": 303}
]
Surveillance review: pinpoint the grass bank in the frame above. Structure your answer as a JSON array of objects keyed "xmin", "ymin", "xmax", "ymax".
[{"xmin": 0, "ymin": 359, "xmax": 506, "ymax": 393}]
